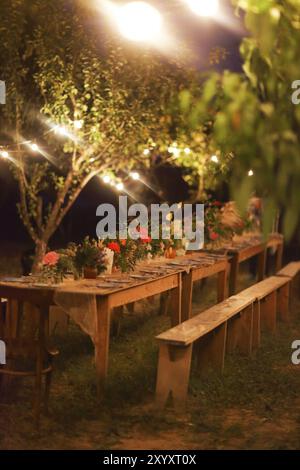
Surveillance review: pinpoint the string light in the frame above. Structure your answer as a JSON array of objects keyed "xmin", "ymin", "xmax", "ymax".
[
  {"xmin": 143, "ymin": 149, "xmax": 150, "ymax": 156},
  {"xmin": 130, "ymin": 171, "xmax": 140, "ymax": 180},
  {"xmin": 248, "ymin": 169, "xmax": 254, "ymax": 177},
  {"xmin": 184, "ymin": 147, "xmax": 191, "ymax": 155},
  {"xmin": 115, "ymin": 1, "xmax": 163, "ymax": 42},
  {"xmin": 29, "ymin": 143, "xmax": 39, "ymax": 152},
  {"xmin": 116, "ymin": 182, "xmax": 124, "ymax": 191},
  {"xmin": 53, "ymin": 125, "xmax": 69, "ymax": 137},
  {"xmin": 74, "ymin": 120, "xmax": 83, "ymax": 129},
  {"xmin": 0, "ymin": 150, "xmax": 9, "ymax": 159},
  {"xmin": 102, "ymin": 175, "xmax": 111, "ymax": 184},
  {"xmin": 211, "ymin": 155, "xmax": 219, "ymax": 163},
  {"xmin": 186, "ymin": 0, "xmax": 220, "ymax": 17},
  {"xmin": 168, "ymin": 145, "xmax": 180, "ymax": 157}
]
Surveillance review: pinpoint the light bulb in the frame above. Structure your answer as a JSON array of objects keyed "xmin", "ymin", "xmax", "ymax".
[{"xmin": 116, "ymin": 2, "xmax": 163, "ymax": 42}]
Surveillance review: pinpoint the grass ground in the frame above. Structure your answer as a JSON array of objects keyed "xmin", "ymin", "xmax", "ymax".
[{"xmin": 1, "ymin": 265, "xmax": 300, "ymax": 450}]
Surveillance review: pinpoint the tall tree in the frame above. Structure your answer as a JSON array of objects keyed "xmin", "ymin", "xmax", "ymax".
[{"xmin": 0, "ymin": 0, "xmax": 185, "ymax": 270}]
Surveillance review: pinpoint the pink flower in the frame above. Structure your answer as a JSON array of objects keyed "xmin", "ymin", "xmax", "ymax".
[
  {"xmin": 43, "ymin": 251, "xmax": 60, "ymax": 266},
  {"xmin": 209, "ymin": 231, "xmax": 219, "ymax": 241},
  {"xmin": 139, "ymin": 227, "xmax": 152, "ymax": 243}
]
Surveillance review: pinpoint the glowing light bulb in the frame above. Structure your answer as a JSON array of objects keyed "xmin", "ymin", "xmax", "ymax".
[
  {"xmin": 143, "ymin": 149, "xmax": 150, "ymax": 156},
  {"xmin": 54, "ymin": 125, "xmax": 68, "ymax": 136},
  {"xmin": 184, "ymin": 147, "xmax": 191, "ymax": 154},
  {"xmin": 116, "ymin": 2, "xmax": 163, "ymax": 42},
  {"xmin": 116, "ymin": 182, "xmax": 124, "ymax": 191},
  {"xmin": 30, "ymin": 143, "xmax": 39, "ymax": 152},
  {"xmin": 211, "ymin": 155, "xmax": 219, "ymax": 163},
  {"xmin": 130, "ymin": 172, "xmax": 140, "ymax": 180},
  {"xmin": 1, "ymin": 151, "xmax": 9, "ymax": 158},
  {"xmin": 74, "ymin": 120, "xmax": 83, "ymax": 129},
  {"xmin": 186, "ymin": 0, "xmax": 219, "ymax": 17},
  {"xmin": 102, "ymin": 175, "xmax": 111, "ymax": 184},
  {"xmin": 248, "ymin": 169, "xmax": 254, "ymax": 177}
]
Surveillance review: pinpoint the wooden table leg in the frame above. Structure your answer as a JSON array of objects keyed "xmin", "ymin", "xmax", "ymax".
[
  {"xmin": 95, "ymin": 297, "xmax": 111, "ymax": 396},
  {"xmin": 275, "ymin": 242, "xmax": 284, "ymax": 273},
  {"xmin": 159, "ymin": 292, "xmax": 170, "ymax": 316},
  {"xmin": 258, "ymin": 248, "xmax": 266, "ymax": 281},
  {"xmin": 229, "ymin": 254, "xmax": 239, "ymax": 296},
  {"xmin": 170, "ymin": 275, "xmax": 182, "ymax": 326},
  {"xmin": 217, "ymin": 268, "xmax": 228, "ymax": 302},
  {"xmin": 181, "ymin": 271, "xmax": 193, "ymax": 323}
]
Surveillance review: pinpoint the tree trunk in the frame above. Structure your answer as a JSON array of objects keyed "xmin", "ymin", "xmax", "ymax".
[{"xmin": 32, "ymin": 240, "xmax": 48, "ymax": 274}]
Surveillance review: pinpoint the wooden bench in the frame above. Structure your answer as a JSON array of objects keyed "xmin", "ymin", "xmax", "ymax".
[
  {"xmin": 277, "ymin": 262, "xmax": 300, "ymax": 297},
  {"xmin": 237, "ymin": 276, "xmax": 291, "ymax": 341},
  {"xmin": 155, "ymin": 295, "xmax": 254, "ymax": 409},
  {"xmin": 277, "ymin": 262, "xmax": 300, "ymax": 279},
  {"xmin": 155, "ymin": 275, "xmax": 291, "ymax": 410}
]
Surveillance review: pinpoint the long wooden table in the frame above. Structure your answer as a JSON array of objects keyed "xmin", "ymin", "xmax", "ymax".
[
  {"xmin": 227, "ymin": 234, "xmax": 284, "ymax": 296},
  {"xmin": 0, "ymin": 236, "xmax": 283, "ymax": 394},
  {"xmin": 0, "ymin": 253, "xmax": 228, "ymax": 394}
]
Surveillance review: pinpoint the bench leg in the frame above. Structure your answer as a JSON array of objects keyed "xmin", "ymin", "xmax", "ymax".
[
  {"xmin": 277, "ymin": 283, "xmax": 290, "ymax": 323},
  {"xmin": 197, "ymin": 322, "xmax": 227, "ymax": 373},
  {"xmin": 227, "ymin": 305, "xmax": 253, "ymax": 355},
  {"xmin": 155, "ymin": 343, "xmax": 192, "ymax": 410},
  {"xmin": 252, "ymin": 301, "xmax": 261, "ymax": 351},
  {"xmin": 260, "ymin": 292, "xmax": 277, "ymax": 334}
]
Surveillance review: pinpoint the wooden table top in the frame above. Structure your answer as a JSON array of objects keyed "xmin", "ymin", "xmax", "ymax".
[{"xmin": 0, "ymin": 252, "xmax": 228, "ymax": 301}]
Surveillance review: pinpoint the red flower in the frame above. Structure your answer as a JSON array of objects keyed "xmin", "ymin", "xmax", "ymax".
[
  {"xmin": 209, "ymin": 231, "xmax": 219, "ymax": 241},
  {"xmin": 120, "ymin": 239, "xmax": 127, "ymax": 246},
  {"xmin": 43, "ymin": 251, "xmax": 60, "ymax": 266},
  {"xmin": 107, "ymin": 242, "xmax": 121, "ymax": 253}
]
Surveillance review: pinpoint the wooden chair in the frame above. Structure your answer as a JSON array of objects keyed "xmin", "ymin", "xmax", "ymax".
[{"xmin": 0, "ymin": 299, "xmax": 58, "ymax": 427}]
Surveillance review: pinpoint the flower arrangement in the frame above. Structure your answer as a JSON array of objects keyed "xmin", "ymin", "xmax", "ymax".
[
  {"xmin": 105, "ymin": 238, "xmax": 138, "ymax": 273},
  {"xmin": 104, "ymin": 227, "xmax": 154, "ymax": 272},
  {"xmin": 204, "ymin": 201, "xmax": 234, "ymax": 247},
  {"xmin": 41, "ymin": 249, "xmax": 74, "ymax": 283},
  {"xmin": 74, "ymin": 237, "xmax": 107, "ymax": 278}
]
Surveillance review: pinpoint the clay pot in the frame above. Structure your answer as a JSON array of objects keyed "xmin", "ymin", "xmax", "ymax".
[{"xmin": 83, "ymin": 267, "xmax": 97, "ymax": 279}]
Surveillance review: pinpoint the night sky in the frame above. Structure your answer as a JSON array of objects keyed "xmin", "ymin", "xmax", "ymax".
[{"xmin": 0, "ymin": 0, "xmax": 244, "ymax": 248}]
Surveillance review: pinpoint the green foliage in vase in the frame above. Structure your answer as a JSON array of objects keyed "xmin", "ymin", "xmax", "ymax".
[{"xmin": 74, "ymin": 237, "xmax": 106, "ymax": 274}]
